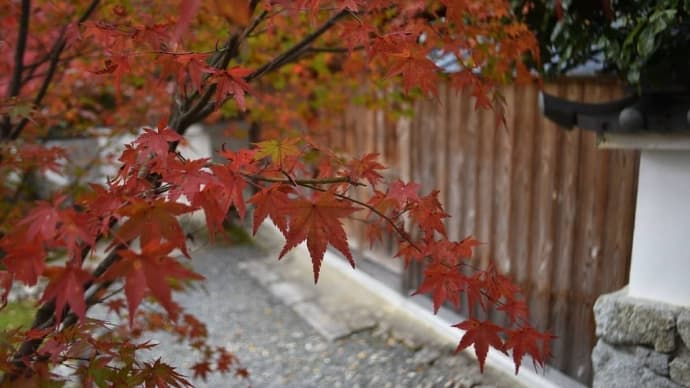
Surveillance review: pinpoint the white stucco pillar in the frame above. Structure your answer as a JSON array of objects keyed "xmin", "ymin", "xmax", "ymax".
[{"xmin": 628, "ymin": 150, "xmax": 690, "ymax": 306}]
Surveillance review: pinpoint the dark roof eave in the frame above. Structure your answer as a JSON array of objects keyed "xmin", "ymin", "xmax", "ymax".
[{"xmin": 540, "ymin": 92, "xmax": 690, "ymax": 133}]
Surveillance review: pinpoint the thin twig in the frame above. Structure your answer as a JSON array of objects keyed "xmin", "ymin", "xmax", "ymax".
[
  {"xmin": 2, "ymin": 0, "xmax": 31, "ymax": 138},
  {"xmin": 243, "ymin": 173, "xmax": 361, "ymax": 186},
  {"xmin": 306, "ymin": 45, "xmax": 363, "ymax": 53},
  {"xmin": 246, "ymin": 9, "xmax": 348, "ymax": 83},
  {"xmin": 300, "ymin": 183, "xmax": 420, "ymax": 252},
  {"xmin": 177, "ymin": 9, "xmax": 349, "ymax": 133},
  {"xmin": 6, "ymin": 0, "xmax": 30, "ymax": 100},
  {"xmin": 171, "ymin": 10, "xmax": 269, "ymax": 133},
  {"xmin": 9, "ymin": 0, "xmax": 101, "ymax": 140}
]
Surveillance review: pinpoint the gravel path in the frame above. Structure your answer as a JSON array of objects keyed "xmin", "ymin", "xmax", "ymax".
[{"xmin": 142, "ymin": 236, "xmax": 522, "ymax": 388}]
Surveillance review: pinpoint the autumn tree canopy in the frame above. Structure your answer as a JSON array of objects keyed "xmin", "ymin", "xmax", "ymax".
[{"xmin": 0, "ymin": 0, "xmax": 551, "ymax": 385}]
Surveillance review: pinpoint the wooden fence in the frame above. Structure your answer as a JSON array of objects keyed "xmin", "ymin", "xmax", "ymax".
[{"xmin": 324, "ymin": 78, "xmax": 639, "ymax": 385}]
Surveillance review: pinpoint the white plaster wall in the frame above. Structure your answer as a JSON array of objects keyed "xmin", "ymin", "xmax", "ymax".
[
  {"xmin": 178, "ymin": 124, "xmax": 213, "ymax": 160},
  {"xmin": 629, "ymin": 150, "xmax": 690, "ymax": 306}
]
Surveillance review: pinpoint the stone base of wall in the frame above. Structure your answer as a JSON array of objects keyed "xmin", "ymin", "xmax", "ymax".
[{"xmin": 593, "ymin": 288, "xmax": 690, "ymax": 388}]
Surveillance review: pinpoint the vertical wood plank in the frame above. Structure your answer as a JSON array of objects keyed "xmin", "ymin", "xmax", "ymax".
[
  {"xmin": 508, "ymin": 86, "xmax": 536, "ymax": 287},
  {"xmin": 397, "ymin": 115, "xmax": 412, "ymax": 183},
  {"xmin": 529, "ymin": 82, "xmax": 560, "ymax": 330},
  {"xmin": 435, "ymin": 83, "xmax": 450, "ymax": 210},
  {"xmin": 549, "ymin": 79, "xmax": 583, "ymax": 372},
  {"xmin": 568, "ymin": 82, "xmax": 610, "ymax": 384},
  {"xmin": 446, "ymin": 88, "xmax": 466, "ymax": 241},
  {"xmin": 598, "ymin": 84, "xmax": 636, "ymax": 295},
  {"xmin": 599, "ymin": 148, "xmax": 638, "ymax": 290},
  {"xmin": 403, "ymin": 98, "xmax": 425, "ymax": 291},
  {"xmin": 476, "ymin": 95, "xmax": 496, "ymax": 268},
  {"xmin": 462, "ymin": 90, "xmax": 480, "ymax": 248},
  {"xmin": 418, "ymin": 99, "xmax": 436, "ymax": 190},
  {"xmin": 492, "ymin": 85, "xmax": 516, "ymax": 275}
]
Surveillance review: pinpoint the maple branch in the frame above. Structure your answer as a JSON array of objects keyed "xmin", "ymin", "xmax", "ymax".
[
  {"xmin": 171, "ymin": 10, "xmax": 269, "ymax": 133},
  {"xmin": 245, "ymin": 9, "xmax": 349, "ymax": 83},
  {"xmin": 306, "ymin": 45, "xmax": 364, "ymax": 53},
  {"xmin": 242, "ymin": 173, "xmax": 362, "ymax": 186},
  {"xmin": 8, "ymin": 0, "xmax": 101, "ymax": 141},
  {"xmin": 6, "ymin": 0, "xmax": 30, "ymax": 100},
  {"xmin": 8, "ymin": 8, "xmax": 269, "ymax": 368},
  {"xmin": 4, "ymin": 224, "xmax": 122, "ymax": 380},
  {"xmin": 1, "ymin": 0, "xmax": 30, "ymax": 138},
  {"xmin": 22, "ymin": 49, "xmax": 101, "ymax": 86},
  {"xmin": 174, "ymin": 8, "xmax": 350, "ymax": 133}
]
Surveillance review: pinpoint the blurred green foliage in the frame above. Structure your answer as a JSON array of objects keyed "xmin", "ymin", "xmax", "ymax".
[
  {"xmin": 0, "ymin": 301, "xmax": 36, "ymax": 330},
  {"xmin": 515, "ymin": 0, "xmax": 690, "ymax": 88}
]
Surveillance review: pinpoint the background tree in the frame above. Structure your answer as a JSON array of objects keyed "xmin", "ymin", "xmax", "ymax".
[
  {"xmin": 0, "ymin": 0, "xmax": 551, "ymax": 385},
  {"xmin": 516, "ymin": 0, "xmax": 690, "ymax": 87}
]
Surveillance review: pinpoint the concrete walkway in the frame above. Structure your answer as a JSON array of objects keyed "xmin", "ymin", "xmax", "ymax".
[{"xmin": 147, "ymin": 223, "xmax": 524, "ymax": 388}]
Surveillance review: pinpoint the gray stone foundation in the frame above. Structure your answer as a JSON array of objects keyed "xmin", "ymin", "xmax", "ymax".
[{"xmin": 592, "ymin": 288, "xmax": 690, "ymax": 388}]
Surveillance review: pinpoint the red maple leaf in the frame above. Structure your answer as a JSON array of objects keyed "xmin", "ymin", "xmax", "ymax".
[
  {"xmin": 79, "ymin": 183, "xmax": 124, "ymax": 236},
  {"xmin": 216, "ymin": 348, "xmax": 236, "ymax": 373},
  {"xmin": 192, "ymin": 361, "xmax": 212, "ymax": 381},
  {"xmin": 472, "ymin": 82, "xmax": 492, "ymax": 110},
  {"xmin": 466, "ymin": 271, "xmax": 488, "ymax": 313},
  {"xmin": 505, "ymin": 327, "xmax": 555, "ymax": 374},
  {"xmin": 367, "ymin": 189, "xmax": 399, "ymax": 216},
  {"xmin": 364, "ymin": 190, "xmax": 400, "ymax": 247},
  {"xmin": 159, "ymin": 52, "xmax": 209, "ymax": 92},
  {"xmin": 132, "ymin": 23, "xmax": 170, "ymax": 51},
  {"xmin": 192, "ymin": 164, "xmax": 249, "ymax": 238},
  {"xmin": 279, "ymin": 191, "xmax": 358, "ymax": 282},
  {"xmin": 248, "ymin": 185, "xmax": 294, "ymax": 237},
  {"xmin": 409, "ymin": 190, "xmax": 449, "ymax": 238},
  {"xmin": 413, "ymin": 263, "xmax": 467, "ymax": 313},
  {"xmin": 113, "ymin": 198, "xmax": 193, "ymax": 257},
  {"xmin": 450, "ymin": 69, "xmax": 477, "ymax": 90},
  {"xmin": 456, "ymin": 236, "xmax": 481, "ymax": 258},
  {"xmin": 103, "ymin": 242, "xmax": 204, "ymax": 325},
  {"xmin": 344, "ymin": 153, "xmax": 386, "ymax": 186},
  {"xmin": 208, "ymin": 67, "xmax": 253, "ymax": 110},
  {"xmin": 1, "ymin": 238, "xmax": 46, "ymax": 286},
  {"xmin": 134, "ymin": 124, "xmax": 185, "ymax": 159},
  {"xmin": 395, "ymin": 240, "xmax": 426, "ymax": 267},
  {"xmin": 40, "ymin": 265, "xmax": 92, "ymax": 322},
  {"xmin": 454, "ymin": 319, "xmax": 506, "ymax": 373},
  {"xmin": 497, "ymin": 298, "xmax": 529, "ymax": 324},
  {"xmin": 165, "ymin": 157, "xmax": 214, "ymax": 203},
  {"xmin": 209, "ymin": 164, "xmax": 247, "ymax": 219},
  {"xmin": 385, "ymin": 46, "xmax": 439, "ymax": 96},
  {"xmin": 92, "ymin": 56, "xmax": 131, "ymax": 96},
  {"xmin": 387, "ymin": 179, "xmax": 420, "ymax": 207},
  {"xmin": 484, "ymin": 263, "xmax": 521, "ymax": 302},
  {"xmin": 194, "ymin": 188, "xmax": 228, "ymax": 238},
  {"xmin": 56, "ymin": 208, "xmax": 96, "ymax": 260},
  {"xmin": 142, "ymin": 359, "xmax": 193, "ymax": 388},
  {"xmin": 338, "ymin": 20, "xmax": 376, "ymax": 53},
  {"xmin": 172, "ymin": 0, "xmax": 202, "ymax": 42},
  {"xmin": 17, "ymin": 196, "xmax": 65, "ymax": 242}
]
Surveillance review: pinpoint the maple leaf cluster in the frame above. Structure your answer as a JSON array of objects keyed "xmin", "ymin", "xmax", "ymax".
[{"xmin": 0, "ymin": 0, "xmax": 550, "ymax": 385}]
